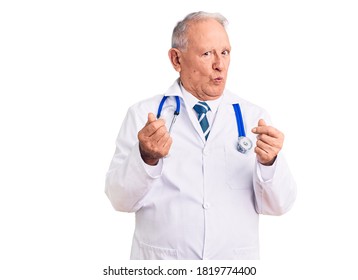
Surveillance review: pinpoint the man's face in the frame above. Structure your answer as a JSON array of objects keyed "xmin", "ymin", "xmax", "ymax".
[{"xmin": 179, "ymin": 19, "xmax": 231, "ymax": 100}]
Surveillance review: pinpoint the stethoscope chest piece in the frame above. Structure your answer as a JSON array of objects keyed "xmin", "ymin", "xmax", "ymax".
[{"xmin": 237, "ymin": 136, "xmax": 253, "ymax": 154}]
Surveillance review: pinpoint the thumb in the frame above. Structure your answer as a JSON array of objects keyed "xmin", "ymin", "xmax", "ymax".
[
  {"xmin": 258, "ymin": 119, "xmax": 266, "ymax": 126},
  {"xmin": 146, "ymin": 112, "xmax": 156, "ymax": 124}
]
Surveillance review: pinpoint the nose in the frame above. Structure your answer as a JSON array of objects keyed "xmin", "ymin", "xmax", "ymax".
[{"xmin": 212, "ymin": 54, "xmax": 224, "ymax": 71}]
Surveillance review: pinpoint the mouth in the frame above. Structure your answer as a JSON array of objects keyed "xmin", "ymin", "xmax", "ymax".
[{"xmin": 213, "ymin": 77, "xmax": 224, "ymax": 84}]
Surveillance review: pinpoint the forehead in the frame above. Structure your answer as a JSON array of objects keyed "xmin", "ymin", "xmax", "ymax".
[{"xmin": 186, "ymin": 19, "xmax": 230, "ymax": 49}]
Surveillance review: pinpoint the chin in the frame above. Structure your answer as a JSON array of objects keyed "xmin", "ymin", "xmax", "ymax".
[
  {"xmin": 207, "ymin": 91, "xmax": 224, "ymax": 100},
  {"xmin": 209, "ymin": 86, "xmax": 225, "ymax": 97}
]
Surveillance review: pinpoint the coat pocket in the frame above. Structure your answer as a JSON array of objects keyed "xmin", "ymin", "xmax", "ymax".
[
  {"xmin": 225, "ymin": 142, "xmax": 255, "ymax": 190},
  {"xmin": 139, "ymin": 242, "xmax": 178, "ymax": 260}
]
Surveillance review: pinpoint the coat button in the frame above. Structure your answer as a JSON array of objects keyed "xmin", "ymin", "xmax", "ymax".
[{"xmin": 203, "ymin": 203, "xmax": 210, "ymax": 209}]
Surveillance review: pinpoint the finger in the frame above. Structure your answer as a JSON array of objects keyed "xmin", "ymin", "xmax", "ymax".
[
  {"xmin": 159, "ymin": 134, "xmax": 173, "ymax": 154},
  {"xmin": 251, "ymin": 119, "xmax": 267, "ymax": 133},
  {"xmin": 156, "ymin": 129, "xmax": 170, "ymax": 145},
  {"xmin": 146, "ymin": 133, "xmax": 172, "ymax": 158},
  {"xmin": 143, "ymin": 118, "xmax": 167, "ymax": 137},
  {"xmin": 256, "ymin": 139, "xmax": 276, "ymax": 155},
  {"xmin": 257, "ymin": 133, "xmax": 283, "ymax": 148},
  {"xmin": 252, "ymin": 125, "xmax": 281, "ymax": 138},
  {"xmin": 150, "ymin": 125, "xmax": 169, "ymax": 142},
  {"xmin": 146, "ymin": 112, "xmax": 156, "ymax": 124},
  {"xmin": 162, "ymin": 136, "xmax": 173, "ymax": 156},
  {"xmin": 258, "ymin": 119, "xmax": 266, "ymax": 127},
  {"xmin": 254, "ymin": 145, "xmax": 268, "ymax": 157},
  {"xmin": 251, "ymin": 119, "xmax": 267, "ymax": 134},
  {"xmin": 254, "ymin": 146, "xmax": 277, "ymax": 165}
]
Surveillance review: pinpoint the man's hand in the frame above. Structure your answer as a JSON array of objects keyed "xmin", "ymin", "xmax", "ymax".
[
  {"xmin": 138, "ymin": 113, "xmax": 173, "ymax": 166},
  {"xmin": 251, "ymin": 119, "xmax": 284, "ymax": 166}
]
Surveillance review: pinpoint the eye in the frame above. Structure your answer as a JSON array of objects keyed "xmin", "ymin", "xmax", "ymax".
[
  {"xmin": 203, "ymin": 51, "xmax": 212, "ymax": 57},
  {"xmin": 222, "ymin": 50, "xmax": 230, "ymax": 56}
]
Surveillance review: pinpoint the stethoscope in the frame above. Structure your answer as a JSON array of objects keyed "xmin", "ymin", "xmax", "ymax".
[{"xmin": 157, "ymin": 95, "xmax": 253, "ymax": 154}]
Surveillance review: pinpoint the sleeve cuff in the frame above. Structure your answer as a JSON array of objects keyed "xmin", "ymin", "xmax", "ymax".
[
  {"xmin": 134, "ymin": 142, "xmax": 163, "ymax": 178},
  {"xmin": 142, "ymin": 158, "xmax": 163, "ymax": 178},
  {"xmin": 257, "ymin": 158, "xmax": 277, "ymax": 182}
]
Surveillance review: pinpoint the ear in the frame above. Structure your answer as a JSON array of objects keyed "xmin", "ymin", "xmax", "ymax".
[{"xmin": 168, "ymin": 48, "xmax": 182, "ymax": 72}]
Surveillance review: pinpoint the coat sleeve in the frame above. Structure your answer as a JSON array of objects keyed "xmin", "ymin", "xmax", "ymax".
[
  {"xmin": 253, "ymin": 154, "xmax": 297, "ymax": 215},
  {"xmin": 250, "ymin": 107, "xmax": 297, "ymax": 216},
  {"xmin": 105, "ymin": 106, "xmax": 163, "ymax": 213}
]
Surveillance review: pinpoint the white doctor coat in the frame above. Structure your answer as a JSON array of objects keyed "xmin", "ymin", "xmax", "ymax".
[{"xmin": 105, "ymin": 80, "xmax": 296, "ymax": 260}]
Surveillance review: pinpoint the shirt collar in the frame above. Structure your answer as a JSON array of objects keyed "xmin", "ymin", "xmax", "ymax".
[{"xmin": 179, "ymin": 82, "xmax": 223, "ymax": 114}]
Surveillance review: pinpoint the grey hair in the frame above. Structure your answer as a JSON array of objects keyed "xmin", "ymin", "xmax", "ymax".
[{"xmin": 171, "ymin": 11, "xmax": 228, "ymax": 50}]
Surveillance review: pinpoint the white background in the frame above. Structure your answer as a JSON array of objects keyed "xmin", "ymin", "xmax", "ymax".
[{"xmin": 1, "ymin": 0, "xmax": 357, "ymax": 279}]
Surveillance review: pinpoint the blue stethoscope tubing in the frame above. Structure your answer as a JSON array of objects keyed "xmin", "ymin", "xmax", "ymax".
[
  {"xmin": 157, "ymin": 95, "xmax": 252, "ymax": 152},
  {"xmin": 157, "ymin": 96, "xmax": 180, "ymax": 133},
  {"xmin": 157, "ymin": 96, "xmax": 180, "ymax": 119},
  {"xmin": 232, "ymin": 103, "xmax": 246, "ymax": 137}
]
